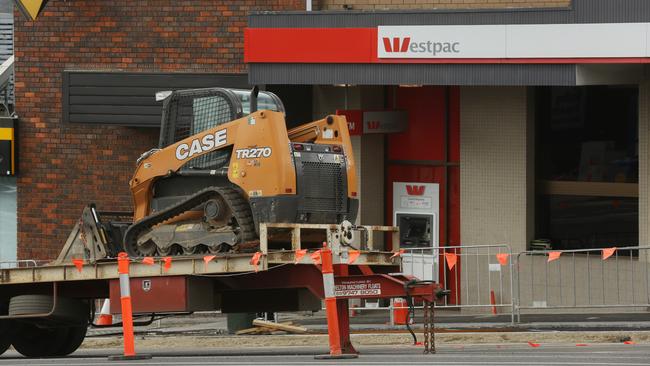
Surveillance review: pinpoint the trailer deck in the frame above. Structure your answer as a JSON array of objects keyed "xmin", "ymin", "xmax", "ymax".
[
  {"xmin": 0, "ymin": 222, "xmax": 443, "ymax": 359},
  {"xmin": 0, "ymin": 250, "xmax": 399, "ymax": 285}
]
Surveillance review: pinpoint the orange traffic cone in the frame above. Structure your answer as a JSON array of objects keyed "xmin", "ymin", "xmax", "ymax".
[{"xmin": 96, "ymin": 299, "xmax": 113, "ymax": 326}]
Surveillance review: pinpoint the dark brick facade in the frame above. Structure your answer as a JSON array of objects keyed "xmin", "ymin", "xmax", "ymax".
[{"xmin": 14, "ymin": 0, "xmax": 303, "ymax": 259}]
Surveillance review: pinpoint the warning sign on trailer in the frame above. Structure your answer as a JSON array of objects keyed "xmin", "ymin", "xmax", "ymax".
[{"xmin": 335, "ymin": 279, "xmax": 381, "ymax": 297}]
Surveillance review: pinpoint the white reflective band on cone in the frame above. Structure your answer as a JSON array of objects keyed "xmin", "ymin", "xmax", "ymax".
[
  {"xmin": 323, "ymin": 273, "xmax": 335, "ymax": 298},
  {"xmin": 119, "ymin": 273, "xmax": 131, "ymax": 297}
]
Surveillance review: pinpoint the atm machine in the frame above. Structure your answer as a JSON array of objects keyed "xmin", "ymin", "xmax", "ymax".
[{"xmin": 393, "ymin": 182, "xmax": 439, "ymax": 282}]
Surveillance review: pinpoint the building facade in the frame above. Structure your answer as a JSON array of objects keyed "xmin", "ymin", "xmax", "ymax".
[{"xmin": 246, "ymin": 0, "xmax": 650, "ymax": 308}]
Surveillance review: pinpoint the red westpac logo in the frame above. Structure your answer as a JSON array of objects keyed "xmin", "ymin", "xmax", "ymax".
[
  {"xmin": 406, "ymin": 185, "xmax": 425, "ymax": 196},
  {"xmin": 382, "ymin": 37, "xmax": 411, "ymax": 53},
  {"xmin": 366, "ymin": 120, "xmax": 380, "ymax": 130}
]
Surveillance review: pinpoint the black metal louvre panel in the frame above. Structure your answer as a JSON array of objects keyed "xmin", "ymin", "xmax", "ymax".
[
  {"xmin": 295, "ymin": 148, "xmax": 347, "ymax": 214},
  {"xmin": 62, "ymin": 72, "xmax": 248, "ymax": 127}
]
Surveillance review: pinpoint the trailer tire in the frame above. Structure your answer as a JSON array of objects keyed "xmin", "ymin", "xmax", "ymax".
[
  {"xmin": 11, "ymin": 321, "xmax": 88, "ymax": 358},
  {"xmin": 8, "ymin": 295, "xmax": 88, "ymax": 325},
  {"xmin": 53, "ymin": 323, "xmax": 88, "ymax": 356},
  {"xmin": 11, "ymin": 323, "xmax": 70, "ymax": 357},
  {"xmin": 8, "ymin": 296, "xmax": 89, "ymax": 357}
]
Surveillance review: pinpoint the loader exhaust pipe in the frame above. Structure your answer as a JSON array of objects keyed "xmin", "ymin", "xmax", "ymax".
[{"xmin": 250, "ymin": 86, "xmax": 259, "ymax": 113}]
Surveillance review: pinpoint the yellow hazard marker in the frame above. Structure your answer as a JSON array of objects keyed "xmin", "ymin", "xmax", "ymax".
[{"xmin": 14, "ymin": 0, "xmax": 50, "ymax": 21}]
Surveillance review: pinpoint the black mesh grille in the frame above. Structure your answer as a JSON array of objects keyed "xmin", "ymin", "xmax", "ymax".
[
  {"xmin": 192, "ymin": 96, "xmax": 232, "ymax": 134},
  {"xmin": 187, "ymin": 96, "xmax": 233, "ymax": 169},
  {"xmin": 301, "ymin": 161, "xmax": 345, "ymax": 213}
]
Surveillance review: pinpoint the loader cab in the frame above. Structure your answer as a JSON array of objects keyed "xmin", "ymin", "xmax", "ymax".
[
  {"xmin": 232, "ymin": 89, "xmax": 284, "ymax": 115},
  {"xmin": 158, "ymin": 87, "xmax": 285, "ymax": 149}
]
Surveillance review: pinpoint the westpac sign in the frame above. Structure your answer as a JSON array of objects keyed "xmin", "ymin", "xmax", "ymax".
[
  {"xmin": 377, "ymin": 25, "xmax": 506, "ymax": 59},
  {"xmin": 378, "ymin": 23, "xmax": 650, "ymax": 59}
]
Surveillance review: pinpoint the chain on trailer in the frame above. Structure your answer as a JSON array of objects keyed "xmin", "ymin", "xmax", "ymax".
[
  {"xmin": 402, "ymin": 279, "xmax": 438, "ymax": 354},
  {"xmin": 423, "ymin": 301, "xmax": 435, "ymax": 354}
]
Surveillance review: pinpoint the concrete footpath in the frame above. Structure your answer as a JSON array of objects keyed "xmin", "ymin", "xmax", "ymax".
[
  {"xmin": 82, "ymin": 310, "xmax": 650, "ymax": 349},
  {"xmin": 81, "ymin": 330, "xmax": 648, "ymax": 350}
]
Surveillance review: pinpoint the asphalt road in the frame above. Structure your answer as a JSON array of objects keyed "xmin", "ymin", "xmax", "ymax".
[{"xmin": 0, "ymin": 344, "xmax": 648, "ymax": 365}]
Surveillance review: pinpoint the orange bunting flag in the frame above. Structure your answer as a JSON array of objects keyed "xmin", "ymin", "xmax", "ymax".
[
  {"xmin": 496, "ymin": 253, "xmax": 510, "ymax": 266},
  {"xmin": 602, "ymin": 247, "xmax": 616, "ymax": 260},
  {"xmin": 72, "ymin": 258, "xmax": 84, "ymax": 273},
  {"xmin": 527, "ymin": 341, "xmax": 540, "ymax": 348},
  {"xmin": 294, "ymin": 249, "xmax": 308, "ymax": 264},
  {"xmin": 142, "ymin": 257, "xmax": 155, "ymax": 265},
  {"xmin": 547, "ymin": 252, "xmax": 561, "ymax": 262},
  {"xmin": 162, "ymin": 256, "xmax": 172, "ymax": 272},
  {"xmin": 444, "ymin": 252, "xmax": 458, "ymax": 270},
  {"xmin": 575, "ymin": 344, "xmax": 588, "ymax": 347},
  {"xmin": 250, "ymin": 252, "xmax": 262, "ymax": 272},
  {"xmin": 390, "ymin": 249, "xmax": 406, "ymax": 259},
  {"xmin": 203, "ymin": 255, "xmax": 216, "ymax": 270},
  {"xmin": 311, "ymin": 250, "xmax": 322, "ymax": 265},
  {"xmin": 348, "ymin": 250, "xmax": 361, "ymax": 264}
]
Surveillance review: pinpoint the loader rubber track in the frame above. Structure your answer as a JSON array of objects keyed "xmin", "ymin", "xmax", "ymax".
[{"xmin": 123, "ymin": 186, "xmax": 256, "ymax": 257}]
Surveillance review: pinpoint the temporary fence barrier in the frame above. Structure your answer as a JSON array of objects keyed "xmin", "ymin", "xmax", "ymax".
[
  {"xmin": 514, "ymin": 245, "xmax": 650, "ymax": 321},
  {"xmin": 339, "ymin": 245, "xmax": 515, "ymax": 324},
  {"xmin": 402, "ymin": 245, "xmax": 515, "ymax": 323}
]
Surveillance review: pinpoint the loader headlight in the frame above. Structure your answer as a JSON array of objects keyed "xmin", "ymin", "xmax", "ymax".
[{"xmin": 136, "ymin": 148, "xmax": 160, "ymax": 165}]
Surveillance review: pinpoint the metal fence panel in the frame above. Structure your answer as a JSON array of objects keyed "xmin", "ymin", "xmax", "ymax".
[
  {"xmin": 515, "ymin": 246, "xmax": 650, "ymax": 321},
  {"xmin": 402, "ymin": 245, "xmax": 515, "ymax": 323}
]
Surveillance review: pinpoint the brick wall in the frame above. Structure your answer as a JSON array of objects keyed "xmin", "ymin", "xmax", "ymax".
[
  {"xmin": 14, "ymin": 0, "xmax": 302, "ymax": 259},
  {"xmin": 317, "ymin": 0, "xmax": 570, "ymax": 10}
]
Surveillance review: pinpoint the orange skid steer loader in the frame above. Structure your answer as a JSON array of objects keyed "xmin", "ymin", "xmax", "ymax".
[{"xmin": 57, "ymin": 87, "xmax": 358, "ymax": 261}]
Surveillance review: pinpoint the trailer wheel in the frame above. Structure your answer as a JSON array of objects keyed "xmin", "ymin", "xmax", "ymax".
[
  {"xmin": 11, "ymin": 321, "xmax": 88, "ymax": 358},
  {"xmin": 8, "ymin": 295, "xmax": 90, "ymax": 357},
  {"xmin": 53, "ymin": 323, "xmax": 88, "ymax": 356},
  {"xmin": 11, "ymin": 323, "xmax": 70, "ymax": 357}
]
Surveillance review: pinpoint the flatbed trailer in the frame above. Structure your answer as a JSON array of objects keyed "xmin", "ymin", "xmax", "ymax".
[{"xmin": 0, "ymin": 222, "xmax": 443, "ymax": 359}]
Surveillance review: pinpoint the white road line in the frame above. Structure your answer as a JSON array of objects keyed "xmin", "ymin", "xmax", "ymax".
[{"xmin": 4, "ymin": 361, "xmax": 650, "ymax": 366}]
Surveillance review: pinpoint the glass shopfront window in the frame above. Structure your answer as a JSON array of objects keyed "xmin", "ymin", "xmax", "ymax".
[{"xmin": 535, "ymin": 86, "xmax": 638, "ymax": 250}]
